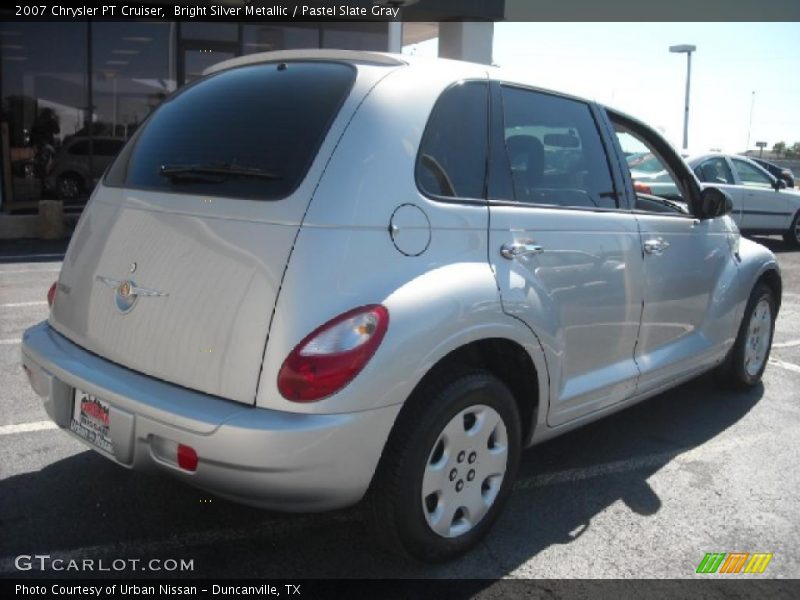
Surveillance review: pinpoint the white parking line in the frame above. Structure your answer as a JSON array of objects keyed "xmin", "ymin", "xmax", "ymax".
[
  {"xmin": 514, "ymin": 450, "xmax": 679, "ymax": 490},
  {"xmin": 0, "ymin": 268, "xmax": 60, "ymax": 275},
  {"xmin": 0, "ymin": 338, "xmax": 21, "ymax": 346},
  {"xmin": 0, "ymin": 421, "xmax": 57, "ymax": 436},
  {"xmin": 0, "ymin": 253, "xmax": 64, "ymax": 261},
  {"xmin": 0, "ymin": 301, "xmax": 48, "ymax": 308},
  {"xmin": 769, "ymin": 358, "xmax": 800, "ymax": 374},
  {"xmin": 773, "ymin": 339, "xmax": 800, "ymax": 349}
]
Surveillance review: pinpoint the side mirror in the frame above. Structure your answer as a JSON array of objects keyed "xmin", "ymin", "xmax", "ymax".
[
  {"xmin": 774, "ymin": 178, "xmax": 787, "ymax": 191},
  {"xmin": 698, "ymin": 187, "xmax": 733, "ymax": 219}
]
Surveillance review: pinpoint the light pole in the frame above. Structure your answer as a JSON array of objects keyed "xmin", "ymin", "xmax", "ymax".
[
  {"xmin": 745, "ymin": 91, "xmax": 755, "ymax": 152},
  {"xmin": 669, "ymin": 44, "xmax": 696, "ymax": 150}
]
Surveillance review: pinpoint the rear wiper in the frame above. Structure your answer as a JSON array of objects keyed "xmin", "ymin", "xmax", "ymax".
[{"xmin": 159, "ymin": 163, "xmax": 282, "ymax": 181}]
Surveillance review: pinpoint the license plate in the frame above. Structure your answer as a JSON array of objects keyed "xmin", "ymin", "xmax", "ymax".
[{"xmin": 70, "ymin": 389, "xmax": 113, "ymax": 454}]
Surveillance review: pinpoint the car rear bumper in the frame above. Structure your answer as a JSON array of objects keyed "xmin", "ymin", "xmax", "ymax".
[{"xmin": 21, "ymin": 321, "xmax": 400, "ymax": 511}]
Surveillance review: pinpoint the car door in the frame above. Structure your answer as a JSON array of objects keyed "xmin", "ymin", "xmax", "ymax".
[
  {"xmin": 487, "ymin": 84, "xmax": 645, "ymax": 427},
  {"xmin": 730, "ymin": 157, "xmax": 792, "ymax": 232},
  {"xmin": 693, "ymin": 156, "xmax": 744, "ymax": 226},
  {"xmin": 607, "ymin": 111, "xmax": 741, "ymax": 394}
]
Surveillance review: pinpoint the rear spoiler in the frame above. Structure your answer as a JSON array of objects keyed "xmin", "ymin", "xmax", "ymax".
[{"xmin": 204, "ymin": 49, "xmax": 408, "ymax": 76}]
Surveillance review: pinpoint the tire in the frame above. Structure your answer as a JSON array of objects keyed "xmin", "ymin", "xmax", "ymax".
[
  {"xmin": 784, "ymin": 211, "xmax": 800, "ymax": 248},
  {"xmin": 57, "ymin": 174, "xmax": 82, "ymax": 201},
  {"xmin": 718, "ymin": 282, "xmax": 776, "ymax": 389},
  {"xmin": 365, "ymin": 368, "xmax": 521, "ymax": 563}
]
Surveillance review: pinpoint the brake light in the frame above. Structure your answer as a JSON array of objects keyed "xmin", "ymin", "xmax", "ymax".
[
  {"xmin": 634, "ymin": 181, "xmax": 652, "ymax": 195},
  {"xmin": 278, "ymin": 305, "xmax": 389, "ymax": 402},
  {"xmin": 47, "ymin": 282, "xmax": 57, "ymax": 308}
]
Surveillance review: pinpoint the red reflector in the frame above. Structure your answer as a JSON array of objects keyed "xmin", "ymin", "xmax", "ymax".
[
  {"xmin": 177, "ymin": 444, "xmax": 198, "ymax": 471},
  {"xmin": 47, "ymin": 282, "xmax": 57, "ymax": 308}
]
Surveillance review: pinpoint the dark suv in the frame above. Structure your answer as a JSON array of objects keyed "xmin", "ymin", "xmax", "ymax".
[{"xmin": 749, "ymin": 156, "xmax": 795, "ymax": 188}]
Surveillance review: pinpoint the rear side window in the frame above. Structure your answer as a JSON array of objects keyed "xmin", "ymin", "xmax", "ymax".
[
  {"xmin": 499, "ymin": 86, "xmax": 617, "ymax": 209},
  {"xmin": 106, "ymin": 62, "xmax": 355, "ymax": 200},
  {"xmin": 731, "ymin": 159, "xmax": 772, "ymax": 188},
  {"xmin": 695, "ymin": 157, "xmax": 734, "ymax": 185},
  {"xmin": 416, "ymin": 82, "xmax": 489, "ymax": 200}
]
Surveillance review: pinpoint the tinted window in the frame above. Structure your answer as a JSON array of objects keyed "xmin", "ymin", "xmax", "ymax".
[
  {"xmin": 500, "ymin": 86, "xmax": 616, "ymax": 208},
  {"xmin": 695, "ymin": 157, "xmax": 734, "ymax": 185},
  {"xmin": 106, "ymin": 62, "xmax": 355, "ymax": 200},
  {"xmin": 731, "ymin": 159, "xmax": 772, "ymax": 188},
  {"xmin": 416, "ymin": 82, "xmax": 489, "ymax": 199}
]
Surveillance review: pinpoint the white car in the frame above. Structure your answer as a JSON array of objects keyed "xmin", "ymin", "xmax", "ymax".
[{"xmin": 691, "ymin": 153, "xmax": 800, "ymax": 246}]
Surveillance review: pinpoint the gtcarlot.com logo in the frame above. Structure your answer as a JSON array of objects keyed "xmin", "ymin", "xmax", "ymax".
[
  {"xmin": 14, "ymin": 554, "xmax": 194, "ymax": 573},
  {"xmin": 696, "ymin": 552, "xmax": 773, "ymax": 574}
]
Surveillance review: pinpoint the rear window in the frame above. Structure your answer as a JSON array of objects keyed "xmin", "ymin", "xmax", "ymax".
[{"xmin": 106, "ymin": 61, "xmax": 356, "ymax": 200}]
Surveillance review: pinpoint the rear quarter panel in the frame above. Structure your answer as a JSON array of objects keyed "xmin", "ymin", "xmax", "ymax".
[{"xmin": 255, "ymin": 61, "xmax": 550, "ymax": 418}]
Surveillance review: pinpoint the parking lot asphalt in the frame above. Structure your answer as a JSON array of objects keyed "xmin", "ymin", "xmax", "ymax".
[{"xmin": 0, "ymin": 236, "xmax": 798, "ymax": 580}]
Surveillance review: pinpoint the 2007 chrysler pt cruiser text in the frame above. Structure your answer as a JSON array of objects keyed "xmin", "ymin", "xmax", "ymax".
[{"xmin": 22, "ymin": 50, "xmax": 782, "ymax": 562}]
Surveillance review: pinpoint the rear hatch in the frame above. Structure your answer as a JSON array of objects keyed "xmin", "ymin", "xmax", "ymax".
[{"xmin": 50, "ymin": 58, "xmax": 396, "ymax": 404}]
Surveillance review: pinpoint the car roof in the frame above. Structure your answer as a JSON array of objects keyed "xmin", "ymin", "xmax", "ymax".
[{"xmin": 204, "ymin": 49, "xmax": 598, "ymax": 106}]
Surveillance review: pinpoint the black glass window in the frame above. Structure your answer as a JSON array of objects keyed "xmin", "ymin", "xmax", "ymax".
[
  {"xmin": 0, "ymin": 22, "xmax": 87, "ymax": 207},
  {"xmin": 106, "ymin": 61, "xmax": 355, "ymax": 200},
  {"xmin": 500, "ymin": 86, "xmax": 617, "ymax": 209},
  {"xmin": 416, "ymin": 82, "xmax": 489, "ymax": 199}
]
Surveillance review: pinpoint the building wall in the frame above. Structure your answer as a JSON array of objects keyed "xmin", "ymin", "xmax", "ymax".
[{"xmin": 0, "ymin": 21, "xmax": 388, "ymax": 210}]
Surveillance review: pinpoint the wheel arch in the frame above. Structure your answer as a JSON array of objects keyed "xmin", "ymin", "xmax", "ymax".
[
  {"xmin": 757, "ymin": 267, "xmax": 782, "ymax": 314},
  {"xmin": 392, "ymin": 336, "xmax": 543, "ymax": 449}
]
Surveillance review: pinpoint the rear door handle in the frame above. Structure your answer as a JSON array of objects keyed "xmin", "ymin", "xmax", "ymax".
[
  {"xmin": 643, "ymin": 237, "xmax": 670, "ymax": 255},
  {"xmin": 500, "ymin": 241, "xmax": 544, "ymax": 259}
]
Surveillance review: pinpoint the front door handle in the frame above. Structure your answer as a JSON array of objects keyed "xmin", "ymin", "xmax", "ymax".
[
  {"xmin": 643, "ymin": 237, "xmax": 670, "ymax": 255},
  {"xmin": 500, "ymin": 241, "xmax": 544, "ymax": 259}
]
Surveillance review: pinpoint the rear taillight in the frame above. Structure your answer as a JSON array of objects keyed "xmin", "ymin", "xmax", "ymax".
[
  {"xmin": 277, "ymin": 305, "xmax": 389, "ymax": 402},
  {"xmin": 634, "ymin": 181, "xmax": 652, "ymax": 195},
  {"xmin": 47, "ymin": 282, "xmax": 57, "ymax": 308}
]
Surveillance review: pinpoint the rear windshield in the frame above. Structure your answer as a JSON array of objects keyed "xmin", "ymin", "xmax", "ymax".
[{"xmin": 105, "ymin": 61, "xmax": 356, "ymax": 200}]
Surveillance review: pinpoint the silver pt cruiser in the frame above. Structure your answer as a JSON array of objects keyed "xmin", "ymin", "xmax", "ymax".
[{"xmin": 21, "ymin": 50, "xmax": 781, "ymax": 562}]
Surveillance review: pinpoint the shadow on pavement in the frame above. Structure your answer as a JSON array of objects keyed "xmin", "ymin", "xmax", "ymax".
[{"xmin": 0, "ymin": 373, "xmax": 763, "ymax": 579}]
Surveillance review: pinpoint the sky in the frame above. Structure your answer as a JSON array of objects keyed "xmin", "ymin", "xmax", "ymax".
[{"xmin": 403, "ymin": 22, "xmax": 800, "ymax": 155}]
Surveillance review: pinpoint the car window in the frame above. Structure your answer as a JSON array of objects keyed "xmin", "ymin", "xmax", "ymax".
[
  {"xmin": 68, "ymin": 141, "xmax": 89, "ymax": 156},
  {"xmin": 695, "ymin": 157, "xmax": 735, "ymax": 185},
  {"xmin": 613, "ymin": 126, "xmax": 688, "ymax": 213},
  {"xmin": 106, "ymin": 61, "xmax": 356, "ymax": 200},
  {"xmin": 416, "ymin": 82, "xmax": 489, "ymax": 199},
  {"xmin": 731, "ymin": 159, "xmax": 772, "ymax": 188},
  {"xmin": 498, "ymin": 86, "xmax": 616, "ymax": 208}
]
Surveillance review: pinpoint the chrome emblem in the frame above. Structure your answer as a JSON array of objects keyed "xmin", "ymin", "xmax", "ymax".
[
  {"xmin": 96, "ymin": 275, "xmax": 168, "ymax": 313},
  {"xmin": 118, "ymin": 281, "xmax": 132, "ymax": 299}
]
